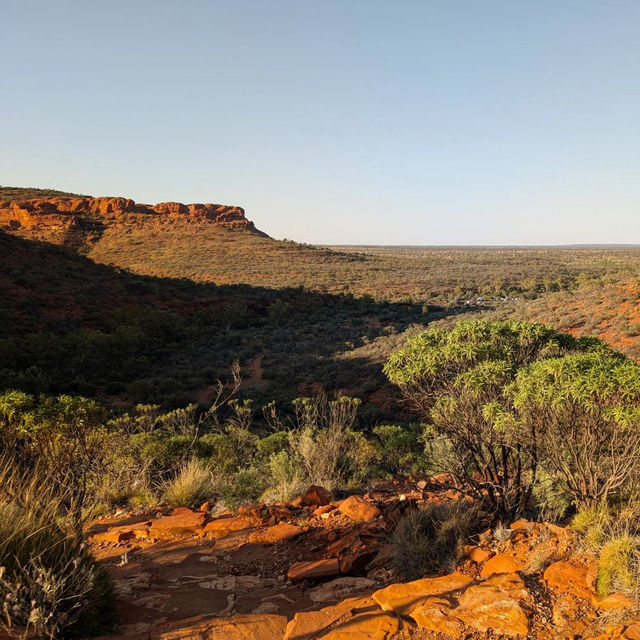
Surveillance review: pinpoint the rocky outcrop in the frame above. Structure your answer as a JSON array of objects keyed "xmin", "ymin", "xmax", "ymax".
[
  {"xmin": 88, "ymin": 485, "xmax": 640, "ymax": 640},
  {"xmin": 0, "ymin": 195, "xmax": 258, "ymax": 248}
]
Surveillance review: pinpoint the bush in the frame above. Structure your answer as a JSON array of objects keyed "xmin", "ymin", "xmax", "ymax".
[
  {"xmin": 161, "ymin": 459, "xmax": 218, "ymax": 508},
  {"xmin": 219, "ymin": 467, "xmax": 266, "ymax": 511},
  {"xmin": 512, "ymin": 353, "xmax": 640, "ymax": 508},
  {"xmin": 0, "ymin": 466, "xmax": 113, "ymax": 639},
  {"xmin": 261, "ymin": 451, "xmax": 303, "ymax": 503},
  {"xmin": 392, "ymin": 501, "xmax": 482, "ymax": 580},
  {"xmin": 372, "ymin": 424, "xmax": 428, "ymax": 476},
  {"xmin": 531, "ymin": 470, "xmax": 572, "ymax": 523},
  {"xmin": 385, "ymin": 321, "xmax": 594, "ymax": 519},
  {"xmin": 573, "ymin": 501, "xmax": 640, "ymax": 600},
  {"xmin": 288, "ymin": 395, "xmax": 361, "ymax": 492},
  {"xmin": 597, "ymin": 537, "xmax": 638, "ymax": 597}
]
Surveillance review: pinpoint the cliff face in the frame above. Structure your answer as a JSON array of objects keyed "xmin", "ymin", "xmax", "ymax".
[
  {"xmin": 0, "ymin": 196, "xmax": 252, "ymax": 229},
  {"xmin": 0, "ymin": 196, "xmax": 260, "ymax": 249}
]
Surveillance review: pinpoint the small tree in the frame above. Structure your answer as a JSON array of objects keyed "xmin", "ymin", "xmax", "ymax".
[
  {"xmin": 511, "ymin": 353, "xmax": 640, "ymax": 508},
  {"xmin": 384, "ymin": 321, "xmax": 601, "ymax": 519}
]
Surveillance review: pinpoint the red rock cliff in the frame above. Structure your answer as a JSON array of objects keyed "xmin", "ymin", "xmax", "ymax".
[{"xmin": 0, "ymin": 196, "xmax": 253, "ymax": 231}]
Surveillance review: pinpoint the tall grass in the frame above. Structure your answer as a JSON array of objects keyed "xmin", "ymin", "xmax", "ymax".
[
  {"xmin": 0, "ymin": 461, "xmax": 113, "ymax": 639},
  {"xmin": 161, "ymin": 459, "xmax": 218, "ymax": 508}
]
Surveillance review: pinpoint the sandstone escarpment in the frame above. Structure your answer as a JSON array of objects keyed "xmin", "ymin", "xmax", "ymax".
[{"xmin": 0, "ymin": 195, "xmax": 259, "ymax": 249}]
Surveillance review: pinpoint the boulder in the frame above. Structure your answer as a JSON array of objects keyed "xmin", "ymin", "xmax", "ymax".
[
  {"xmin": 338, "ymin": 496, "xmax": 381, "ymax": 522},
  {"xmin": 300, "ymin": 485, "xmax": 332, "ymax": 507},
  {"xmin": 463, "ymin": 544, "xmax": 495, "ymax": 564},
  {"xmin": 287, "ymin": 558, "xmax": 341, "ymax": 582}
]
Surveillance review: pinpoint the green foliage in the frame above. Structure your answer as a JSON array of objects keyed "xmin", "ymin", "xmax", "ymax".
[
  {"xmin": 370, "ymin": 424, "xmax": 429, "ymax": 476},
  {"xmin": 597, "ymin": 537, "xmax": 637, "ymax": 597},
  {"xmin": 385, "ymin": 320, "xmax": 594, "ymax": 519},
  {"xmin": 219, "ymin": 467, "xmax": 266, "ymax": 511},
  {"xmin": 512, "ymin": 353, "xmax": 640, "ymax": 507},
  {"xmin": 161, "ymin": 459, "xmax": 218, "ymax": 508}
]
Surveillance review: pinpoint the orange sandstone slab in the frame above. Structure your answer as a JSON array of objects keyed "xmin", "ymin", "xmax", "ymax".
[
  {"xmin": 90, "ymin": 522, "xmax": 151, "ymax": 544},
  {"xmin": 454, "ymin": 572, "xmax": 532, "ymax": 637},
  {"xmin": 149, "ymin": 510, "xmax": 206, "ymax": 537},
  {"xmin": 480, "ymin": 552, "xmax": 527, "ymax": 578},
  {"xmin": 543, "ymin": 560, "xmax": 596, "ymax": 602},
  {"xmin": 248, "ymin": 522, "xmax": 304, "ymax": 544},
  {"xmin": 287, "ymin": 558, "xmax": 340, "ymax": 582},
  {"xmin": 372, "ymin": 570, "xmax": 473, "ymax": 616},
  {"xmin": 148, "ymin": 613, "xmax": 288, "ymax": 640},
  {"xmin": 283, "ymin": 596, "xmax": 403, "ymax": 640},
  {"xmin": 201, "ymin": 515, "xmax": 255, "ymax": 539},
  {"xmin": 409, "ymin": 596, "xmax": 466, "ymax": 636}
]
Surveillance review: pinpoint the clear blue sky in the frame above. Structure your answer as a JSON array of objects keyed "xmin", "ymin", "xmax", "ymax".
[{"xmin": 2, "ymin": 1, "xmax": 639, "ymax": 244}]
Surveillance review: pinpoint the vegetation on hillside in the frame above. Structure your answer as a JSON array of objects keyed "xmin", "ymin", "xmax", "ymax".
[{"xmin": 0, "ymin": 186, "xmax": 88, "ymax": 201}]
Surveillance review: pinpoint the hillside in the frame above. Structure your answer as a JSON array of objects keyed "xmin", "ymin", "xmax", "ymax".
[
  {"xmin": 0, "ymin": 230, "xmax": 432, "ymax": 416},
  {"xmin": 0, "ymin": 189, "xmax": 262, "ymax": 253},
  {"xmin": 4, "ymin": 187, "xmax": 640, "ymax": 413},
  {"xmin": 0, "ymin": 185, "xmax": 88, "ymax": 201}
]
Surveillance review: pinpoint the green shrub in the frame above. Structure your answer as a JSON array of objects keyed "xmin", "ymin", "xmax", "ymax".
[
  {"xmin": 256, "ymin": 432, "xmax": 289, "ymax": 460},
  {"xmin": 261, "ymin": 450, "xmax": 303, "ymax": 503},
  {"xmin": 597, "ymin": 536, "xmax": 638, "ymax": 597},
  {"xmin": 219, "ymin": 467, "xmax": 266, "ymax": 511},
  {"xmin": 372, "ymin": 424, "xmax": 427, "ymax": 475},
  {"xmin": 0, "ymin": 467, "xmax": 113, "ymax": 639},
  {"xmin": 532, "ymin": 470, "xmax": 572, "ymax": 523},
  {"xmin": 384, "ymin": 321, "xmax": 595, "ymax": 519},
  {"xmin": 161, "ymin": 459, "xmax": 218, "ymax": 508}
]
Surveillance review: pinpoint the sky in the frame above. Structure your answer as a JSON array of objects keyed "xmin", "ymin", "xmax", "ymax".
[{"xmin": 2, "ymin": 1, "xmax": 639, "ymax": 245}]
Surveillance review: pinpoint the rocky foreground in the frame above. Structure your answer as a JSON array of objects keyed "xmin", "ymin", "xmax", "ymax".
[{"xmin": 88, "ymin": 480, "xmax": 640, "ymax": 640}]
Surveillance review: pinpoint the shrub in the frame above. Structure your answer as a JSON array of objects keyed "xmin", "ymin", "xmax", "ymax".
[
  {"xmin": 161, "ymin": 459, "xmax": 217, "ymax": 508},
  {"xmin": 372, "ymin": 424, "xmax": 427, "ymax": 476},
  {"xmin": 384, "ymin": 321, "xmax": 595, "ymax": 519},
  {"xmin": 597, "ymin": 537, "xmax": 638, "ymax": 597},
  {"xmin": 392, "ymin": 501, "xmax": 482, "ymax": 580},
  {"xmin": 0, "ymin": 465, "xmax": 113, "ymax": 639},
  {"xmin": 288, "ymin": 395, "xmax": 361, "ymax": 492},
  {"xmin": 531, "ymin": 470, "xmax": 572, "ymax": 523},
  {"xmin": 261, "ymin": 450, "xmax": 303, "ymax": 503},
  {"xmin": 219, "ymin": 467, "xmax": 266, "ymax": 511},
  {"xmin": 512, "ymin": 353, "xmax": 640, "ymax": 508}
]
